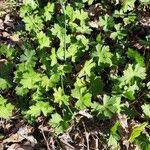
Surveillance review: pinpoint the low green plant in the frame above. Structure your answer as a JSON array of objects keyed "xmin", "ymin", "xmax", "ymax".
[
  {"xmin": 0, "ymin": 0, "xmax": 150, "ymax": 148},
  {"xmin": 0, "ymin": 96, "xmax": 14, "ymax": 119}
]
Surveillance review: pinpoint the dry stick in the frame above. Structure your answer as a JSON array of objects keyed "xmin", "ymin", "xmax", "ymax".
[
  {"xmin": 60, "ymin": 139, "xmax": 75, "ymax": 150},
  {"xmin": 41, "ymin": 128, "xmax": 51, "ymax": 150},
  {"xmin": 50, "ymin": 136, "xmax": 55, "ymax": 150},
  {"xmin": 82, "ymin": 122, "xmax": 90, "ymax": 150},
  {"xmin": 95, "ymin": 138, "xmax": 99, "ymax": 150}
]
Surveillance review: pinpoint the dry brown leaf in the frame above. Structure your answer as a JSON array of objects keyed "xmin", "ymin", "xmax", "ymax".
[
  {"xmin": 7, "ymin": 143, "xmax": 20, "ymax": 150},
  {"xmin": 3, "ymin": 133, "xmax": 24, "ymax": 144},
  {"xmin": 4, "ymin": 14, "xmax": 14, "ymax": 29},
  {"xmin": 9, "ymin": 34, "xmax": 20, "ymax": 42},
  {"xmin": 123, "ymin": 139, "xmax": 130, "ymax": 150},
  {"xmin": 59, "ymin": 133, "xmax": 74, "ymax": 150},
  {"xmin": 89, "ymin": 21, "xmax": 98, "ymax": 28},
  {"xmin": 74, "ymin": 110, "xmax": 93, "ymax": 119},
  {"xmin": 118, "ymin": 114, "xmax": 128, "ymax": 132},
  {"xmin": 21, "ymin": 141, "xmax": 35, "ymax": 150},
  {"xmin": 4, "ymin": 14, "xmax": 13, "ymax": 23},
  {"xmin": 0, "ymin": 1, "xmax": 6, "ymax": 10},
  {"xmin": 38, "ymin": 125, "xmax": 49, "ymax": 132},
  {"xmin": 0, "ymin": 19, "xmax": 4, "ymax": 30},
  {"xmin": 59, "ymin": 133, "xmax": 73, "ymax": 143},
  {"xmin": 0, "ymin": 143, "xmax": 4, "ymax": 150},
  {"xmin": 2, "ymin": 31, "xmax": 10, "ymax": 38},
  {"xmin": 0, "ymin": 59, "xmax": 7, "ymax": 64},
  {"xmin": 17, "ymin": 126, "xmax": 37, "ymax": 146}
]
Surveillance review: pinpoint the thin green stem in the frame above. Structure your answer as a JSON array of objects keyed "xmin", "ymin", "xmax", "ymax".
[
  {"xmin": 60, "ymin": 0, "xmax": 67, "ymax": 61},
  {"xmin": 61, "ymin": 75, "xmax": 65, "ymax": 94},
  {"xmin": 61, "ymin": 75, "xmax": 73, "ymax": 115}
]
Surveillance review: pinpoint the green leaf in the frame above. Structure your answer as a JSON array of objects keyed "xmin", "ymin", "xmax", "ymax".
[
  {"xmin": 23, "ymin": 15, "xmax": 43, "ymax": 32},
  {"xmin": 41, "ymin": 67, "xmax": 61, "ymax": 90},
  {"xmin": 51, "ymin": 24, "xmax": 70, "ymax": 49},
  {"xmin": 53, "ymin": 87, "xmax": 69, "ymax": 107},
  {"xmin": 71, "ymin": 78, "xmax": 86, "ymax": 99},
  {"xmin": 20, "ymin": 5, "xmax": 33, "ymax": 18},
  {"xmin": 122, "ymin": 0, "xmax": 136, "ymax": 12},
  {"xmin": 49, "ymin": 113, "xmax": 63, "ymax": 128},
  {"xmin": 74, "ymin": 9, "xmax": 88, "ymax": 26},
  {"xmin": 0, "ymin": 96, "xmax": 14, "ymax": 119},
  {"xmin": 0, "ymin": 78, "xmax": 11, "ymax": 90},
  {"xmin": 123, "ymin": 82, "xmax": 139, "ymax": 100},
  {"xmin": 108, "ymin": 121, "xmax": 120, "ymax": 149},
  {"xmin": 65, "ymin": 5, "xmax": 74, "ymax": 21},
  {"xmin": 141, "ymin": 104, "xmax": 150, "ymax": 118},
  {"xmin": 76, "ymin": 35, "xmax": 89, "ymax": 48},
  {"xmin": 15, "ymin": 86, "xmax": 29, "ymax": 96},
  {"xmin": 140, "ymin": 0, "xmax": 150, "ymax": 4},
  {"xmin": 66, "ymin": 43, "xmax": 78, "ymax": 62},
  {"xmin": 0, "ymin": 63, "xmax": 14, "ymax": 78},
  {"xmin": 31, "ymin": 88, "xmax": 44, "ymax": 101},
  {"xmin": 20, "ymin": 69, "xmax": 41, "ymax": 89},
  {"xmin": 96, "ymin": 34, "xmax": 102, "ymax": 43},
  {"xmin": 88, "ymin": 0, "xmax": 94, "ymax": 5},
  {"xmin": 58, "ymin": 63, "xmax": 72, "ymax": 75},
  {"xmin": 78, "ymin": 59, "xmax": 95, "ymax": 77},
  {"xmin": 92, "ymin": 95, "xmax": 122, "ymax": 119},
  {"xmin": 23, "ymin": 0, "xmax": 38, "ymax": 10},
  {"xmin": 26, "ymin": 104, "xmax": 41, "ymax": 118},
  {"xmin": 68, "ymin": 9, "xmax": 91, "ymax": 34},
  {"xmin": 37, "ymin": 31, "xmax": 50, "ymax": 49},
  {"xmin": 26, "ymin": 101, "xmax": 53, "ymax": 117},
  {"xmin": 110, "ymin": 24, "xmax": 127, "ymax": 40},
  {"xmin": 75, "ymin": 92, "xmax": 92, "ymax": 110},
  {"xmin": 123, "ymin": 15, "xmax": 136, "ymax": 25},
  {"xmin": 112, "ymin": 64, "xmax": 146, "ymax": 100},
  {"xmin": 20, "ymin": 49, "xmax": 37, "ymax": 67},
  {"xmin": 136, "ymin": 135, "xmax": 150, "ymax": 150},
  {"xmin": 44, "ymin": 2, "xmax": 54, "ymax": 21},
  {"xmin": 129, "ymin": 122, "xmax": 148, "ymax": 143},
  {"xmin": 127, "ymin": 48, "xmax": 145, "ymax": 67},
  {"xmin": 71, "ymin": 78, "xmax": 92, "ymax": 109},
  {"xmin": 0, "ymin": 44, "xmax": 15, "ymax": 60},
  {"xmin": 50, "ymin": 48, "xmax": 57, "ymax": 66},
  {"xmin": 40, "ymin": 102, "xmax": 54, "ymax": 116},
  {"xmin": 49, "ymin": 113, "xmax": 69, "ymax": 135},
  {"xmin": 82, "ymin": 0, "xmax": 94, "ymax": 5},
  {"xmin": 120, "ymin": 64, "xmax": 146, "ymax": 86},
  {"xmin": 89, "ymin": 75, "xmax": 104, "ymax": 96},
  {"xmin": 93, "ymin": 44, "xmax": 112, "ymax": 66},
  {"xmin": 76, "ymin": 24, "xmax": 92, "ymax": 34},
  {"xmin": 98, "ymin": 14, "xmax": 114, "ymax": 31}
]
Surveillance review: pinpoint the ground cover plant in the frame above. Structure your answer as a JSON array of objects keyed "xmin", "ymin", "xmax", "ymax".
[{"xmin": 0, "ymin": 0, "xmax": 150, "ymax": 149}]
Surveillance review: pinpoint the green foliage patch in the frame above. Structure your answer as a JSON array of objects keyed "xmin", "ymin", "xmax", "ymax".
[{"xmin": 0, "ymin": 0, "xmax": 150, "ymax": 149}]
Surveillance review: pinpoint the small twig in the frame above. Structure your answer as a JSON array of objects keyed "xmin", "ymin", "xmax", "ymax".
[
  {"xmin": 60, "ymin": 139, "xmax": 75, "ymax": 150},
  {"xmin": 41, "ymin": 128, "xmax": 51, "ymax": 150},
  {"xmin": 50, "ymin": 136, "xmax": 55, "ymax": 150},
  {"xmin": 95, "ymin": 138, "xmax": 99, "ymax": 150},
  {"xmin": 82, "ymin": 122, "xmax": 90, "ymax": 150}
]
